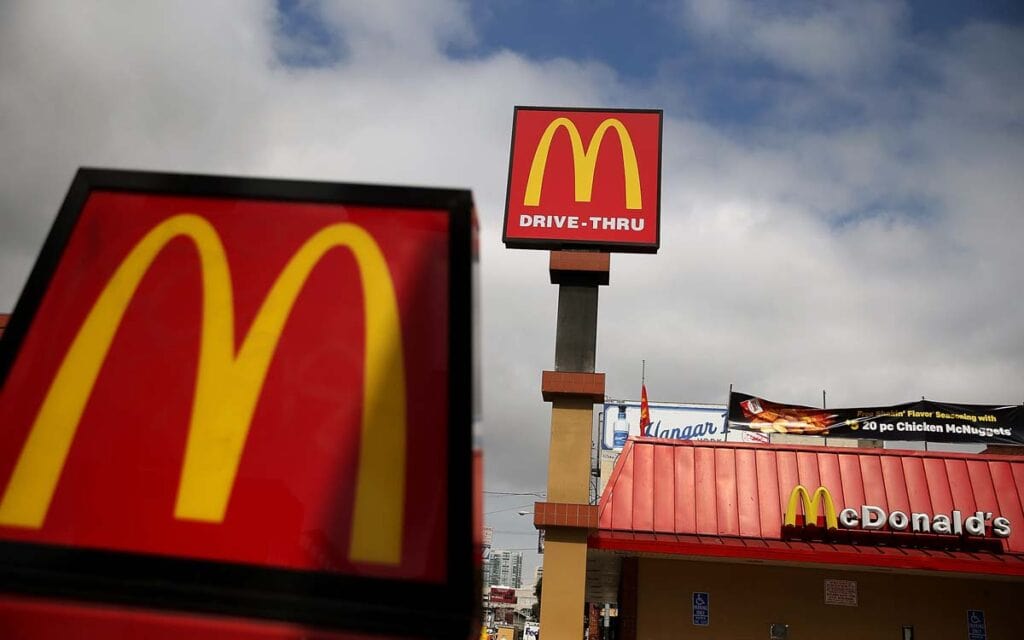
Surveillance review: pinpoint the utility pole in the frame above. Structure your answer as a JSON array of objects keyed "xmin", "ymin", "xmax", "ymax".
[{"xmin": 534, "ymin": 251, "xmax": 608, "ymax": 640}]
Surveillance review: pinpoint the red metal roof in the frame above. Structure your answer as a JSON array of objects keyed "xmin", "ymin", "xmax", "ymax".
[{"xmin": 592, "ymin": 438, "xmax": 1024, "ymax": 577}]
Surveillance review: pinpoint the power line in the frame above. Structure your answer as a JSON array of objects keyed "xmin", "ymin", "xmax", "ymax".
[
  {"xmin": 498, "ymin": 548, "xmax": 539, "ymax": 551},
  {"xmin": 483, "ymin": 491, "xmax": 546, "ymax": 496},
  {"xmin": 484, "ymin": 503, "xmax": 534, "ymax": 515}
]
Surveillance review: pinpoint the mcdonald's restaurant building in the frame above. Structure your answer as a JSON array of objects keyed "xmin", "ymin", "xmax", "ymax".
[{"xmin": 556, "ymin": 438, "xmax": 1024, "ymax": 639}]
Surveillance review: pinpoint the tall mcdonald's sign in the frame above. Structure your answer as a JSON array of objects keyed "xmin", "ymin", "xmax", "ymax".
[
  {"xmin": 502, "ymin": 106, "xmax": 662, "ymax": 253},
  {"xmin": 0, "ymin": 169, "xmax": 479, "ymax": 637}
]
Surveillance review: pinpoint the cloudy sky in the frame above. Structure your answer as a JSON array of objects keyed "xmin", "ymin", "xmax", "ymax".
[{"xmin": 1, "ymin": 1, "xmax": 1022, "ymax": 577}]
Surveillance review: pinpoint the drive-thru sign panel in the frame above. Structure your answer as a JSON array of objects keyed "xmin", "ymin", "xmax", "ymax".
[{"xmin": 502, "ymin": 106, "xmax": 662, "ymax": 253}]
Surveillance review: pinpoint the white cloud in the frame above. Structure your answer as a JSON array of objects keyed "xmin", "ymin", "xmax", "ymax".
[
  {"xmin": 678, "ymin": 0, "xmax": 908, "ymax": 80},
  {"xmin": 317, "ymin": 0, "xmax": 477, "ymax": 62},
  {"xmin": 0, "ymin": 0, "xmax": 621, "ymax": 501}
]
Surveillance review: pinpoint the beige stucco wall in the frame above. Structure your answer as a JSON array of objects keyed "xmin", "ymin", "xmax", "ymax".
[
  {"xmin": 538, "ymin": 397, "xmax": 595, "ymax": 639},
  {"xmin": 546, "ymin": 397, "xmax": 594, "ymax": 504},
  {"xmin": 636, "ymin": 557, "xmax": 1024, "ymax": 639}
]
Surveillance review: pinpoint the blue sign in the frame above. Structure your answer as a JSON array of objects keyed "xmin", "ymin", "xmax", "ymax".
[
  {"xmin": 967, "ymin": 610, "xmax": 986, "ymax": 640},
  {"xmin": 692, "ymin": 591, "xmax": 709, "ymax": 627}
]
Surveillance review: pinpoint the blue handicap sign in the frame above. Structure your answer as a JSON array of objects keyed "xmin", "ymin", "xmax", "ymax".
[
  {"xmin": 692, "ymin": 592, "xmax": 709, "ymax": 627},
  {"xmin": 967, "ymin": 610, "xmax": 986, "ymax": 640}
]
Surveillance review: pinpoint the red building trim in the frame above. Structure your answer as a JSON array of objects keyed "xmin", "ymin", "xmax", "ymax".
[
  {"xmin": 533, "ymin": 502, "xmax": 599, "ymax": 529},
  {"xmin": 590, "ymin": 531, "xmax": 1024, "ymax": 577},
  {"xmin": 540, "ymin": 371, "xmax": 605, "ymax": 402}
]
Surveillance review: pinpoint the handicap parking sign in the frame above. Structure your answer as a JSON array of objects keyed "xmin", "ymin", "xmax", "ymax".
[
  {"xmin": 692, "ymin": 592, "xmax": 709, "ymax": 626},
  {"xmin": 967, "ymin": 610, "xmax": 986, "ymax": 640}
]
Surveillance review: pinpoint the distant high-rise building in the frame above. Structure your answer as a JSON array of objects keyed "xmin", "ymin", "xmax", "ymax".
[
  {"xmin": 484, "ymin": 554, "xmax": 500, "ymax": 589},
  {"xmin": 481, "ymin": 527, "xmax": 495, "ymax": 588},
  {"xmin": 484, "ymin": 549, "xmax": 523, "ymax": 589}
]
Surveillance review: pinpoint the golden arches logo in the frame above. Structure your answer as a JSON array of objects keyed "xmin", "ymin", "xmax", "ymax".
[
  {"xmin": 0, "ymin": 214, "xmax": 407, "ymax": 566},
  {"xmin": 523, "ymin": 117, "xmax": 642, "ymax": 210},
  {"xmin": 784, "ymin": 485, "xmax": 838, "ymax": 530}
]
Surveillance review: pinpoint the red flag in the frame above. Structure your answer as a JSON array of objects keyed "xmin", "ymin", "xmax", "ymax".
[{"xmin": 640, "ymin": 384, "xmax": 652, "ymax": 436}]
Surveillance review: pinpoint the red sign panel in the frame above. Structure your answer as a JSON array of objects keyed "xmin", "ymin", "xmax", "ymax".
[
  {"xmin": 503, "ymin": 106, "xmax": 662, "ymax": 253},
  {"xmin": 0, "ymin": 595, "xmax": 380, "ymax": 639},
  {"xmin": 0, "ymin": 169, "xmax": 477, "ymax": 636},
  {"xmin": 489, "ymin": 587, "xmax": 517, "ymax": 605}
]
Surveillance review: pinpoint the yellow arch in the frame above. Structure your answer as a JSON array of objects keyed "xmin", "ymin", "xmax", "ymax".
[
  {"xmin": 784, "ymin": 485, "xmax": 837, "ymax": 530},
  {"xmin": 523, "ymin": 117, "xmax": 642, "ymax": 210},
  {"xmin": 0, "ymin": 214, "xmax": 406, "ymax": 565}
]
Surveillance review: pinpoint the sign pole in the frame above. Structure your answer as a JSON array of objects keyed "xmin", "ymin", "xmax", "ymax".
[
  {"xmin": 536, "ymin": 251, "xmax": 608, "ymax": 640},
  {"xmin": 502, "ymin": 105, "xmax": 662, "ymax": 640}
]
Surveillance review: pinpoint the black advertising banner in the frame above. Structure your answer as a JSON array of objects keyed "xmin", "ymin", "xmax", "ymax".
[{"xmin": 728, "ymin": 392, "xmax": 1024, "ymax": 445}]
